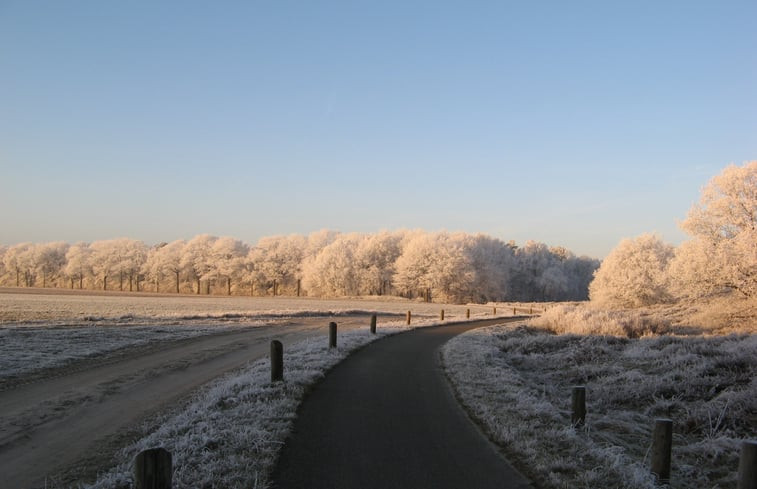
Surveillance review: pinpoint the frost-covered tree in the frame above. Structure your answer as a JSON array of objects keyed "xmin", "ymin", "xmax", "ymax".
[
  {"xmin": 64, "ymin": 242, "xmax": 92, "ymax": 289},
  {"xmin": 210, "ymin": 237, "xmax": 248, "ymax": 295},
  {"xmin": 3, "ymin": 243, "xmax": 33, "ymax": 286},
  {"xmin": 181, "ymin": 234, "xmax": 217, "ymax": 294},
  {"xmin": 465, "ymin": 234, "xmax": 515, "ymax": 302},
  {"xmin": 394, "ymin": 232, "xmax": 475, "ymax": 303},
  {"xmin": 303, "ymin": 234, "xmax": 361, "ymax": 296},
  {"xmin": 250, "ymin": 235, "xmax": 306, "ymax": 296},
  {"xmin": 589, "ymin": 234, "xmax": 675, "ymax": 307},
  {"xmin": 143, "ymin": 240, "xmax": 186, "ymax": 293},
  {"xmin": 354, "ymin": 231, "xmax": 403, "ymax": 295},
  {"xmin": 0, "ymin": 245, "xmax": 6, "ymax": 285},
  {"xmin": 674, "ymin": 161, "xmax": 757, "ymax": 298},
  {"xmin": 35, "ymin": 241, "xmax": 69, "ymax": 288}
]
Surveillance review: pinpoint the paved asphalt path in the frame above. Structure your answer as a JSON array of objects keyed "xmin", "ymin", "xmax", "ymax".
[{"xmin": 271, "ymin": 318, "xmax": 534, "ymax": 489}]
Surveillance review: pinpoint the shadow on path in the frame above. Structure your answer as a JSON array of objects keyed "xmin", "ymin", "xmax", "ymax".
[{"xmin": 271, "ymin": 319, "xmax": 534, "ymax": 489}]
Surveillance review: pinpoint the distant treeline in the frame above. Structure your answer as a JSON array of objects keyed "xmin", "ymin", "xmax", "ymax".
[{"xmin": 0, "ymin": 230, "xmax": 599, "ymax": 304}]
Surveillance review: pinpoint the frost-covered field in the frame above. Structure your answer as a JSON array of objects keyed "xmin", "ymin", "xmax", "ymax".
[
  {"xmin": 0, "ymin": 290, "xmax": 497, "ymax": 381},
  {"xmin": 442, "ymin": 301, "xmax": 757, "ymax": 489},
  {"xmin": 86, "ymin": 317, "xmax": 442, "ymax": 489}
]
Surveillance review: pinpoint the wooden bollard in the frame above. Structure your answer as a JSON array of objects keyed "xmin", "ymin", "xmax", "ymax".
[
  {"xmin": 571, "ymin": 386, "xmax": 586, "ymax": 427},
  {"xmin": 651, "ymin": 418, "xmax": 673, "ymax": 484},
  {"xmin": 134, "ymin": 448, "xmax": 172, "ymax": 489},
  {"xmin": 329, "ymin": 322, "xmax": 337, "ymax": 348},
  {"xmin": 406, "ymin": 311, "xmax": 411, "ymax": 325},
  {"xmin": 739, "ymin": 441, "xmax": 757, "ymax": 489},
  {"xmin": 370, "ymin": 314, "xmax": 377, "ymax": 334},
  {"xmin": 270, "ymin": 340, "xmax": 283, "ymax": 382},
  {"xmin": 466, "ymin": 308, "xmax": 470, "ymax": 319},
  {"xmin": 440, "ymin": 309, "xmax": 445, "ymax": 321}
]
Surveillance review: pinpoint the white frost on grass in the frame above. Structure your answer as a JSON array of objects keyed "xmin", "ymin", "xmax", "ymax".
[
  {"xmin": 442, "ymin": 318, "xmax": 756, "ymax": 489},
  {"xmin": 0, "ymin": 323, "xmax": 256, "ymax": 380},
  {"xmin": 86, "ymin": 317, "xmax": 443, "ymax": 489}
]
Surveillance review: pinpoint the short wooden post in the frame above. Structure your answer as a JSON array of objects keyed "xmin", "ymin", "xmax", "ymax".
[
  {"xmin": 134, "ymin": 448, "xmax": 172, "ymax": 489},
  {"xmin": 466, "ymin": 308, "xmax": 470, "ymax": 319},
  {"xmin": 406, "ymin": 311, "xmax": 411, "ymax": 325},
  {"xmin": 370, "ymin": 314, "xmax": 377, "ymax": 334},
  {"xmin": 651, "ymin": 418, "xmax": 673, "ymax": 484},
  {"xmin": 571, "ymin": 386, "xmax": 586, "ymax": 427},
  {"xmin": 440, "ymin": 309, "xmax": 445, "ymax": 321},
  {"xmin": 329, "ymin": 321, "xmax": 337, "ymax": 348},
  {"xmin": 270, "ymin": 340, "xmax": 283, "ymax": 382},
  {"xmin": 739, "ymin": 441, "xmax": 757, "ymax": 489}
]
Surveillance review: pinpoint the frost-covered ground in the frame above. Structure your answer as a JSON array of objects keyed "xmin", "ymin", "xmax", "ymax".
[
  {"xmin": 0, "ymin": 290, "xmax": 509, "ymax": 380},
  {"xmin": 442, "ymin": 299, "xmax": 757, "ymax": 489},
  {"xmin": 86, "ymin": 317, "xmax": 444, "ymax": 489}
]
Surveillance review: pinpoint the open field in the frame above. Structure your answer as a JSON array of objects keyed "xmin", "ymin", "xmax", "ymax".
[
  {"xmin": 442, "ymin": 299, "xmax": 757, "ymax": 489},
  {"xmin": 0, "ymin": 288, "xmax": 521, "ymax": 488}
]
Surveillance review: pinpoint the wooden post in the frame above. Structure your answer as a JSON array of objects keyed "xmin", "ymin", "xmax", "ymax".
[
  {"xmin": 466, "ymin": 308, "xmax": 470, "ymax": 319},
  {"xmin": 370, "ymin": 314, "xmax": 377, "ymax": 334},
  {"xmin": 651, "ymin": 418, "xmax": 673, "ymax": 484},
  {"xmin": 571, "ymin": 386, "xmax": 586, "ymax": 427},
  {"xmin": 440, "ymin": 309, "xmax": 445, "ymax": 321},
  {"xmin": 329, "ymin": 321, "xmax": 337, "ymax": 348},
  {"xmin": 739, "ymin": 441, "xmax": 757, "ymax": 489},
  {"xmin": 270, "ymin": 340, "xmax": 283, "ymax": 382},
  {"xmin": 134, "ymin": 448, "xmax": 172, "ymax": 489},
  {"xmin": 406, "ymin": 311, "xmax": 411, "ymax": 325}
]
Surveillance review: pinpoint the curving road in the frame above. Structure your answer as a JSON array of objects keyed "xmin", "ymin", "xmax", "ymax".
[{"xmin": 271, "ymin": 319, "xmax": 534, "ymax": 489}]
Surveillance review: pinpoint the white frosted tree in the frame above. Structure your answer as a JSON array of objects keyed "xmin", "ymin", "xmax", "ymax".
[
  {"xmin": 673, "ymin": 161, "xmax": 757, "ymax": 298},
  {"xmin": 181, "ymin": 234, "xmax": 217, "ymax": 294},
  {"xmin": 354, "ymin": 231, "xmax": 403, "ymax": 296},
  {"xmin": 64, "ymin": 242, "xmax": 92, "ymax": 289},
  {"xmin": 210, "ymin": 236, "xmax": 249, "ymax": 295},
  {"xmin": 34, "ymin": 241, "xmax": 69, "ymax": 288},
  {"xmin": 394, "ymin": 232, "xmax": 475, "ymax": 303},
  {"xmin": 466, "ymin": 234, "xmax": 515, "ymax": 302},
  {"xmin": 144, "ymin": 240, "xmax": 186, "ymax": 293},
  {"xmin": 89, "ymin": 239, "xmax": 119, "ymax": 290},
  {"xmin": 250, "ymin": 234, "xmax": 306, "ymax": 296},
  {"xmin": 0, "ymin": 245, "xmax": 6, "ymax": 285},
  {"xmin": 302, "ymin": 234, "xmax": 361, "ymax": 296},
  {"xmin": 589, "ymin": 234, "xmax": 675, "ymax": 308},
  {"xmin": 3, "ymin": 242, "xmax": 33, "ymax": 287}
]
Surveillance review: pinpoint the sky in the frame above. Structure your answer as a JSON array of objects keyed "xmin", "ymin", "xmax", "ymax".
[{"xmin": 1, "ymin": 1, "xmax": 755, "ymax": 259}]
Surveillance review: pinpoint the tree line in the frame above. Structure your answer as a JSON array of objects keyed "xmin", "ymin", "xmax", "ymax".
[{"xmin": 0, "ymin": 230, "xmax": 599, "ymax": 304}]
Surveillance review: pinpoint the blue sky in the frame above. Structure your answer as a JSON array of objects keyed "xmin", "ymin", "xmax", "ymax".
[{"xmin": 1, "ymin": 1, "xmax": 755, "ymax": 258}]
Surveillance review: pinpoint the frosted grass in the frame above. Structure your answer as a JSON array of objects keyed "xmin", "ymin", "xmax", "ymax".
[{"xmin": 442, "ymin": 316, "xmax": 756, "ymax": 489}]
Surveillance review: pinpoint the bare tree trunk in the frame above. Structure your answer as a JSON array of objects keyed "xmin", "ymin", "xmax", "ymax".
[
  {"xmin": 196, "ymin": 278, "xmax": 200, "ymax": 295},
  {"xmin": 120, "ymin": 272, "xmax": 124, "ymax": 291},
  {"xmin": 104, "ymin": 276, "xmax": 108, "ymax": 291},
  {"xmin": 15, "ymin": 269, "xmax": 20, "ymax": 287},
  {"xmin": 129, "ymin": 274, "xmax": 133, "ymax": 292},
  {"xmin": 175, "ymin": 271, "xmax": 180, "ymax": 294},
  {"xmin": 80, "ymin": 275, "xmax": 83, "ymax": 289},
  {"xmin": 227, "ymin": 278, "xmax": 231, "ymax": 296}
]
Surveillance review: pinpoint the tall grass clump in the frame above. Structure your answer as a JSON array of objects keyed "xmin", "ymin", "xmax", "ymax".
[{"xmin": 530, "ymin": 303, "xmax": 670, "ymax": 337}]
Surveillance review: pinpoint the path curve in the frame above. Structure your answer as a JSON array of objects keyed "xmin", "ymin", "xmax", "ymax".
[{"xmin": 271, "ymin": 319, "xmax": 534, "ymax": 489}]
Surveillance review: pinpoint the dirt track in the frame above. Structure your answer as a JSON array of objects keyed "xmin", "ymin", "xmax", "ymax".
[{"xmin": 0, "ymin": 316, "xmax": 374, "ymax": 488}]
